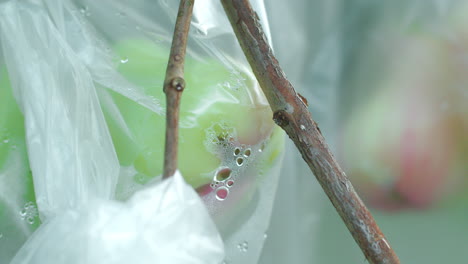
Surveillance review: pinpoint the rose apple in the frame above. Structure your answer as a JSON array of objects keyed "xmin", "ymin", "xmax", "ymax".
[
  {"xmin": 340, "ymin": 32, "xmax": 467, "ymax": 210},
  {"xmin": 108, "ymin": 38, "xmax": 284, "ymax": 200}
]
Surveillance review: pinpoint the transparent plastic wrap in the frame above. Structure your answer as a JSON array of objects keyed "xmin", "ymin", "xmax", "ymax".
[
  {"xmin": 10, "ymin": 172, "xmax": 224, "ymax": 264},
  {"xmin": 0, "ymin": 0, "xmax": 284, "ymax": 263}
]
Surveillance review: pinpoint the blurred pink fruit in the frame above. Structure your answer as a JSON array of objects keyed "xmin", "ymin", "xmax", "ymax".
[{"xmin": 339, "ymin": 32, "xmax": 467, "ymax": 211}]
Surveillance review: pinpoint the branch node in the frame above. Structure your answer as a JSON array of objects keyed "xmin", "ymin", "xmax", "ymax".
[
  {"xmin": 171, "ymin": 77, "xmax": 185, "ymax": 92},
  {"xmin": 273, "ymin": 110, "xmax": 289, "ymax": 127}
]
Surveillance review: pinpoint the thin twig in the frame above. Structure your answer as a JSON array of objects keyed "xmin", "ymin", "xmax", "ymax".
[
  {"xmin": 221, "ymin": 1, "xmax": 400, "ymax": 263},
  {"xmin": 162, "ymin": 0, "xmax": 195, "ymax": 178}
]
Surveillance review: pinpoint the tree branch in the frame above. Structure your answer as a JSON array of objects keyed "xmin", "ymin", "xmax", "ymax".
[
  {"xmin": 162, "ymin": 0, "xmax": 195, "ymax": 178},
  {"xmin": 221, "ymin": 0, "xmax": 400, "ymax": 263}
]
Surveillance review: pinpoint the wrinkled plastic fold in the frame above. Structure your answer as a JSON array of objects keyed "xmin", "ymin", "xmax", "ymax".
[
  {"xmin": 10, "ymin": 171, "xmax": 225, "ymax": 264},
  {"xmin": 0, "ymin": 0, "xmax": 284, "ymax": 263}
]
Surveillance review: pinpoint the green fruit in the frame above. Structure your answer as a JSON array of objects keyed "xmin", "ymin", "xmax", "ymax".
[{"xmin": 108, "ymin": 38, "xmax": 283, "ymax": 189}]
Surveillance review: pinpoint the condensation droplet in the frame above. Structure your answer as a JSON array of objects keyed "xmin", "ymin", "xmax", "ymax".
[
  {"xmin": 19, "ymin": 209, "xmax": 27, "ymax": 217},
  {"xmin": 215, "ymin": 167, "xmax": 232, "ymax": 181},
  {"xmin": 236, "ymin": 157, "xmax": 244, "ymax": 166},
  {"xmin": 20, "ymin": 201, "xmax": 38, "ymax": 222},
  {"xmin": 215, "ymin": 187, "xmax": 229, "ymax": 201},
  {"xmin": 26, "ymin": 216, "xmax": 35, "ymax": 225},
  {"xmin": 237, "ymin": 241, "xmax": 249, "ymax": 252},
  {"xmin": 234, "ymin": 147, "xmax": 241, "ymax": 156},
  {"xmin": 243, "ymin": 148, "xmax": 251, "ymax": 157},
  {"xmin": 259, "ymin": 142, "xmax": 266, "ymax": 152},
  {"xmin": 226, "ymin": 180, "xmax": 234, "ymax": 187},
  {"xmin": 120, "ymin": 57, "xmax": 129, "ymax": 64}
]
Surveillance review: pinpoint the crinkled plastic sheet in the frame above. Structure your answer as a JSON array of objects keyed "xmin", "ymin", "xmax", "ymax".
[{"xmin": 0, "ymin": 0, "xmax": 284, "ymax": 263}]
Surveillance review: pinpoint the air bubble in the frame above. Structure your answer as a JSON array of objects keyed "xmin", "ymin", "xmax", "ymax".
[
  {"xmin": 120, "ymin": 57, "xmax": 129, "ymax": 64},
  {"xmin": 20, "ymin": 202, "xmax": 38, "ymax": 222},
  {"xmin": 236, "ymin": 157, "xmax": 244, "ymax": 166},
  {"xmin": 243, "ymin": 148, "xmax": 251, "ymax": 157},
  {"xmin": 0, "ymin": 234, "xmax": 3, "ymax": 239},
  {"xmin": 215, "ymin": 187, "xmax": 229, "ymax": 201},
  {"xmin": 3, "ymin": 138, "xmax": 9, "ymax": 143},
  {"xmin": 79, "ymin": 6, "xmax": 90, "ymax": 16},
  {"xmin": 259, "ymin": 142, "xmax": 266, "ymax": 152},
  {"xmin": 226, "ymin": 180, "xmax": 234, "ymax": 187},
  {"xmin": 19, "ymin": 209, "xmax": 27, "ymax": 217},
  {"xmin": 237, "ymin": 241, "xmax": 249, "ymax": 252},
  {"xmin": 234, "ymin": 147, "xmax": 241, "ymax": 156},
  {"xmin": 26, "ymin": 216, "xmax": 35, "ymax": 225},
  {"xmin": 215, "ymin": 167, "xmax": 232, "ymax": 181}
]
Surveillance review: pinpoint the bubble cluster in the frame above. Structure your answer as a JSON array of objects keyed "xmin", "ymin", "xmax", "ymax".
[
  {"xmin": 20, "ymin": 201, "xmax": 38, "ymax": 225},
  {"xmin": 204, "ymin": 122, "xmax": 267, "ymax": 202}
]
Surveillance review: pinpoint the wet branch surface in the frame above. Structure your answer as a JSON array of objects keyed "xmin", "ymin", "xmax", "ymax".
[
  {"xmin": 162, "ymin": 0, "xmax": 194, "ymax": 178},
  {"xmin": 221, "ymin": 0, "xmax": 400, "ymax": 263}
]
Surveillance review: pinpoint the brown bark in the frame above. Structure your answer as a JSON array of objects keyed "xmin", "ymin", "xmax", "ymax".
[
  {"xmin": 162, "ymin": 0, "xmax": 195, "ymax": 178},
  {"xmin": 221, "ymin": 0, "xmax": 400, "ymax": 263}
]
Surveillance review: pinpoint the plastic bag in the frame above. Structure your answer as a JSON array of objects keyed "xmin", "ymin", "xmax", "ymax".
[
  {"xmin": 10, "ymin": 171, "xmax": 224, "ymax": 264},
  {"xmin": 0, "ymin": 0, "xmax": 284, "ymax": 263}
]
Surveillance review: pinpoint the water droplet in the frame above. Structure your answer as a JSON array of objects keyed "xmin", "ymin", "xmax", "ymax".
[
  {"xmin": 243, "ymin": 148, "xmax": 251, "ymax": 157},
  {"xmin": 237, "ymin": 241, "xmax": 249, "ymax": 252},
  {"xmin": 0, "ymin": 233, "xmax": 3, "ymax": 239},
  {"xmin": 263, "ymin": 233, "xmax": 268, "ymax": 239},
  {"xmin": 19, "ymin": 208, "xmax": 27, "ymax": 217},
  {"xmin": 120, "ymin": 57, "xmax": 129, "ymax": 64},
  {"xmin": 215, "ymin": 187, "xmax": 229, "ymax": 201},
  {"xmin": 3, "ymin": 138, "xmax": 9, "ymax": 143},
  {"xmin": 226, "ymin": 180, "xmax": 234, "ymax": 187},
  {"xmin": 259, "ymin": 142, "xmax": 266, "ymax": 152},
  {"xmin": 300, "ymin": 124, "xmax": 306, "ymax": 130},
  {"xmin": 236, "ymin": 157, "xmax": 244, "ymax": 166},
  {"xmin": 79, "ymin": 6, "xmax": 88, "ymax": 14},
  {"xmin": 26, "ymin": 216, "xmax": 35, "ymax": 225},
  {"xmin": 20, "ymin": 202, "xmax": 38, "ymax": 222},
  {"xmin": 234, "ymin": 147, "xmax": 241, "ymax": 156},
  {"xmin": 215, "ymin": 167, "xmax": 232, "ymax": 181}
]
